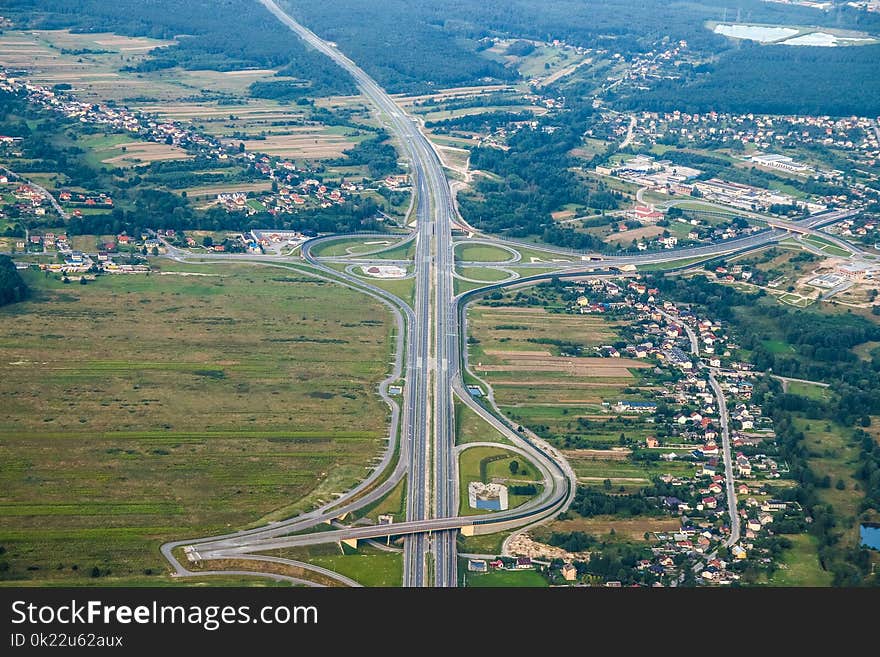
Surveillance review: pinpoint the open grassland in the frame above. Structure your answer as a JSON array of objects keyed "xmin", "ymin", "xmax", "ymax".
[
  {"xmin": 481, "ymin": 39, "xmax": 587, "ymax": 83},
  {"xmin": 351, "ymin": 476, "xmax": 407, "ymax": 524},
  {"xmin": 536, "ymin": 515, "xmax": 681, "ymax": 542},
  {"xmin": 786, "ymin": 380, "xmax": 831, "ymax": 401},
  {"xmin": 241, "ymin": 126, "xmax": 363, "ymax": 159},
  {"xmin": 455, "ymin": 278, "xmax": 490, "ymax": 295},
  {"xmin": 357, "ymin": 239, "xmax": 416, "ymax": 261},
  {"xmin": 309, "ymin": 545, "xmax": 402, "ymax": 587},
  {"xmin": 604, "ymin": 225, "xmax": 664, "ymax": 245},
  {"xmin": 767, "ymin": 534, "xmax": 833, "ymax": 587},
  {"xmin": 455, "ymin": 399, "xmax": 510, "ymax": 446},
  {"xmin": 455, "ymin": 243, "xmax": 514, "ymax": 263},
  {"xmin": 458, "ymin": 446, "xmax": 541, "ymax": 516},
  {"xmin": 456, "ymin": 266, "xmax": 511, "ymax": 282},
  {"xmin": 78, "ymin": 133, "xmax": 191, "ymax": 168},
  {"xmin": 801, "ymin": 235, "xmax": 852, "ymax": 258},
  {"xmin": 310, "ymin": 237, "xmax": 406, "ymax": 258},
  {"xmin": 0, "ymin": 263, "xmax": 394, "ymax": 584},
  {"xmin": 457, "ymin": 530, "xmax": 512, "ymax": 556},
  {"xmin": 326, "ymin": 262, "xmax": 415, "ymax": 308},
  {"xmin": 466, "ymin": 568, "xmax": 547, "ymax": 587},
  {"xmin": 564, "ymin": 450, "xmax": 695, "ymax": 491}
]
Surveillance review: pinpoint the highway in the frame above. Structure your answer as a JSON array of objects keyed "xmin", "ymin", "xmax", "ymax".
[
  {"xmin": 258, "ymin": 0, "xmax": 456, "ymax": 587},
  {"xmin": 156, "ymin": 1, "xmax": 857, "ymax": 587}
]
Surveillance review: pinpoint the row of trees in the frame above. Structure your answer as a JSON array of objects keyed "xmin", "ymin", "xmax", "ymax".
[{"xmin": 0, "ymin": 256, "xmax": 27, "ymax": 307}]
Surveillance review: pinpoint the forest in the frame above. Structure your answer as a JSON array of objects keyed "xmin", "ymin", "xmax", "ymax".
[
  {"xmin": 279, "ymin": 0, "xmax": 880, "ymax": 98},
  {"xmin": 326, "ymin": 131, "xmax": 400, "ymax": 178},
  {"xmin": 625, "ymin": 43, "xmax": 880, "ymax": 117}
]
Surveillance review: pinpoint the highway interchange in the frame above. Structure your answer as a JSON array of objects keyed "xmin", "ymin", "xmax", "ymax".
[{"xmin": 159, "ymin": 0, "xmax": 862, "ymax": 587}]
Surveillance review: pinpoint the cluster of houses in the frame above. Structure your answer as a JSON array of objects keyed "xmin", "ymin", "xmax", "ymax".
[
  {"xmin": 0, "ymin": 70, "xmax": 222, "ymax": 155},
  {"xmin": 219, "ymin": 178, "xmax": 363, "ymax": 215},
  {"xmin": 0, "ymin": 69, "xmax": 397, "ymax": 225},
  {"xmin": 57, "ymin": 190, "xmax": 113, "ymax": 209},
  {"xmin": 826, "ymin": 215, "xmax": 880, "ymax": 249},
  {"xmin": 556, "ymin": 277, "xmax": 796, "ymax": 584},
  {"xmin": 2, "ymin": 182, "xmax": 50, "ymax": 219},
  {"xmin": 603, "ymin": 40, "xmax": 694, "ymax": 92},
  {"xmin": 467, "ymin": 556, "xmax": 536, "ymax": 574},
  {"xmin": 622, "ymin": 110, "xmax": 879, "ymax": 174}
]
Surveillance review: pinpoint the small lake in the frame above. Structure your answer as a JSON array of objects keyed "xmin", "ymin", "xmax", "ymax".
[
  {"xmin": 713, "ymin": 24, "xmax": 798, "ymax": 43},
  {"xmin": 860, "ymin": 524, "xmax": 880, "ymax": 550}
]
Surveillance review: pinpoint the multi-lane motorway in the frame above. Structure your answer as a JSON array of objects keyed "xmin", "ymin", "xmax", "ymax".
[
  {"xmin": 158, "ymin": 1, "xmax": 860, "ymax": 587},
  {"xmin": 259, "ymin": 0, "xmax": 468, "ymax": 587}
]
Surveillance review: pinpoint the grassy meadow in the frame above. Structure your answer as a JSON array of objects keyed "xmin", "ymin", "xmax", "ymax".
[{"xmin": 0, "ymin": 262, "xmax": 394, "ymax": 584}]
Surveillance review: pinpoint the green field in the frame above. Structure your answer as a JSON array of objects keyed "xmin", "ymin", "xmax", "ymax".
[
  {"xmin": 466, "ymin": 568, "xmax": 547, "ymax": 587},
  {"xmin": 455, "ymin": 399, "xmax": 511, "ymax": 446},
  {"xmin": 801, "ymin": 235, "xmax": 852, "ymax": 258},
  {"xmin": 787, "ymin": 381, "xmax": 831, "ymax": 401},
  {"xmin": 767, "ymin": 534, "xmax": 833, "ymax": 587},
  {"xmin": 310, "ymin": 237, "xmax": 406, "ymax": 258},
  {"xmin": 0, "ymin": 263, "xmax": 394, "ymax": 584},
  {"xmin": 353, "ymin": 476, "xmax": 407, "ymax": 523},
  {"xmin": 370, "ymin": 240, "xmax": 416, "ymax": 261},
  {"xmin": 455, "ymin": 243, "xmax": 515, "ymax": 263},
  {"xmin": 509, "ymin": 245, "xmax": 576, "ymax": 265},
  {"xmin": 455, "ymin": 278, "xmax": 492, "ymax": 295},
  {"xmin": 467, "ymin": 299, "xmax": 653, "ymax": 450},
  {"xmin": 326, "ymin": 261, "xmax": 415, "ymax": 307},
  {"xmin": 309, "ymin": 547, "xmax": 402, "ymax": 587},
  {"xmin": 762, "ymin": 339, "xmax": 797, "ymax": 355},
  {"xmin": 567, "ymin": 454, "xmax": 694, "ymax": 487},
  {"xmin": 458, "ymin": 445, "xmax": 541, "ymax": 516},
  {"xmin": 457, "ymin": 266, "xmax": 511, "ymax": 282},
  {"xmin": 457, "ymin": 530, "xmax": 511, "ymax": 556}
]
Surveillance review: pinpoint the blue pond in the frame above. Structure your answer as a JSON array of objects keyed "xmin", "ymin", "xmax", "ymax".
[{"xmin": 860, "ymin": 524, "xmax": 880, "ymax": 550}]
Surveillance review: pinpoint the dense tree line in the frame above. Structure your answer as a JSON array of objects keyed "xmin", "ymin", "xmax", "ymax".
[
  {"xmin": 425, "ymin": 111, "xmax": 533, "ymax": 133},
  {"xmin": 0, "ymin": 256, "xmax": 28, "ymax": 306},
  {"xmin": 327, "ymin": 131, "xmax": 400, "ymax": 178},
  {"xmin": 569, "ymin": 486, "xmax": 660, "ymax": 518}
]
